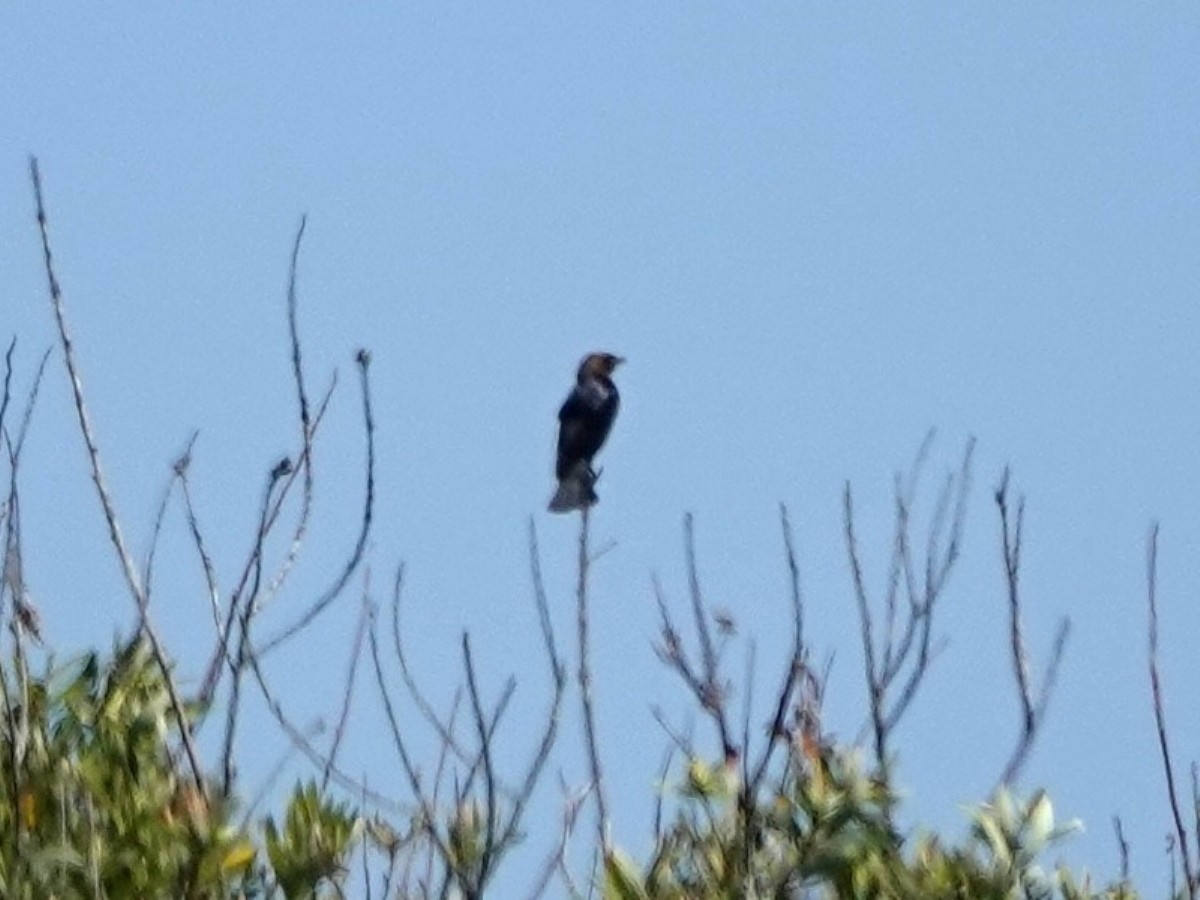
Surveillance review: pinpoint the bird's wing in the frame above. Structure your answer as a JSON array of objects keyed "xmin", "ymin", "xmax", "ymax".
[
  {"xmin": 556, "ymin": 384, "xmax": 618, "ymax": 479},
  {"xmin": 557, "ymin": 385, "xmax": 592, "ymax": 423}
]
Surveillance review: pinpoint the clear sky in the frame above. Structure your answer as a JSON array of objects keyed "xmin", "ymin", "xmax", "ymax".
[{"xmin": 2, "ymin": 4, "xmax": 1199, "ymax": 894}]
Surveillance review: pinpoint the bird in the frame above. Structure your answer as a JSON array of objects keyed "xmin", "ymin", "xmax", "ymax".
[{"xmin": 548, "ymin": 352, "xmax": 624, "ymax": 513}]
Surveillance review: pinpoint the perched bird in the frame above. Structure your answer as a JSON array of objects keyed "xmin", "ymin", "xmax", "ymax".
[{"xmin": 549, "ymin": 352, "xmax": 624, "ymax": 513}]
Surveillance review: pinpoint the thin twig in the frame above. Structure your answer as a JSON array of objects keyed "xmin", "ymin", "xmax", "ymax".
[
  {"xmin": 30, "ymin": 157, "xmax": 207, "ymax": 801},
  {"xmin": 844, "ymin": 482, "xmax": 885, "ymax": 766},
  {"xmin": 1113, "ymin": 815, "xmax": 1130, "ymax": 884},
  {"xmin": 253, "ymin": 216, "xmax": 318, "ymax": 616},
  {"xmin": 994, "ymin": 468, "xmax": 1071, "ymax": 788},
  {"xmin": 0, "ymin": 337, "xmax": 16, "ymax": 447},
  {"xmin": 1146, "ymin": 523, "xmax": 1196, "ymax": 897},
  {"xmin": 492, "ymin": 521, "xmax": 568, "ymax": 850},
  {"xmin": 462, "ymin": 633, "xmax": 499, "ymax": 892},
  {"xmin": 9, "ymin": 348, "xmax": 52, "ymax": 464},
  {"xmin": 845, "ymin": 435, "xmax": 973, "ymax": 775},
  {"xmin": 526, "ymin": 781, "xmax": 591, "ymax": 900},
  {"xmin": 177, "ymin": 443, "xmax": 223, "ymax": 642},
  {"xmin": 258, "ymin": 348, "xmax": 375, "ymax": 655},
  {"xmin": 143, "ymin": 438, "xmax": 195, "ymax": 603},
  {"xmin": 322, "ymin": 592, "xmax": 371, "ymax": 793},
  {"xmin": 221, "ymin": 461, "xmax": 288, "ymax": 795},
  {"xmin": 197, "ymin": 375, "xmax": 337, "ymax": 706},
  {"xmin": 239, "ymin": 723, "xmax": 321, "ymax": 830},
  {"xmin": 683, "ymin": 515, "xmax": 735, "ymax": 761},
  {"xmin": 247, "ymin": 636, "xmax": 406, "ymax": 813},
  {"xmin": 391, "ymin": 564, "xmax": 471, "ymax": 762},
  {"xmin": 745, "ymin": 504, "xmax": 806, "ymax": 798},
  {"xmin": 576, "ymin": 506, "xmax": 610, "ymax": 853},
  {"xmin": 367, "ymin": 611, "xmax": 455, "ymax": 857}
]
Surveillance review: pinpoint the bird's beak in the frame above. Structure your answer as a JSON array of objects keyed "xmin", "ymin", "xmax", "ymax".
[{"xmin": 613, "ymin": 356, "xmax": 626, "ymax": 367}]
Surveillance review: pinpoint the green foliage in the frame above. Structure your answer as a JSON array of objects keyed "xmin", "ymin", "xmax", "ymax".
[
  {"xmin": 0, "ymin": 634, "xmax": 1147, "ymax": 899},
  {"xmin": 625, "ymin": 745, "xmax": 1137, "ymax": 900},
  {"xmin": 0, "ymin": 637, "xmax": 359, "ymax": 899},
  {"xmin": 264, "ymin": 781, "xmax": 360, "ymax": 899}
]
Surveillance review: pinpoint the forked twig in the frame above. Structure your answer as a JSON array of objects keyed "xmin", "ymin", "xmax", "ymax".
[
  {"xmin": 258, "ymin": 349, "xmax": 375, "ymax": 655},
  {"xmin": 994, "ymin": 468, "xmax": 1070, "ymax": 789},
  {"xmin": 845, "ymin": 433, "xmax": 973, "ymax": 775}
]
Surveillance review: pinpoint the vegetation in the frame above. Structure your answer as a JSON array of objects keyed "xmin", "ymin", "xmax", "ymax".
[{"xmin": 0, "ymin": 159, "xmax": 1191, "ymax": 897}]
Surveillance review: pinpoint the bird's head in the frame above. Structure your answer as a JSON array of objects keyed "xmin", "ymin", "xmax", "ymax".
[{"xmin": 579, "ymin": 352, "xmax": 625, "ymax": 382}]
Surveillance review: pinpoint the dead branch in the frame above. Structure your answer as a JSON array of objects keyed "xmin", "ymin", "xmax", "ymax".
[
  {"xmin": 0, "ymin": 342, "xmax": 54, "ymax": 860},
  {"xmin": 745, "ymin": 504, "xmax": 806, "ymax": 799},
  {"xmin": 367, "ymin": 610, "xmax": 456, "ymax": 860},
  {"xmin": 652, "ymin": 516, "xmax": 739, "ymax": 773},
  {"xmin": 143, "ymin": 434, "xmax": 198, "ymax": 604},
  {"xmin": 496, "ymin": 522, "xmax": 567, "ymax": 851},
  {"xmin": 844, "ymin": 433, "xmax": 973, "ymax": 774},
  {"xmin": 1146, "ymin": 523, "xmax": 1196, "ymax": 897},
  {"xmin": 1113, "ymin": 815, "xmax": 1131, "ymax": 885},
  {"xmin": 30, "ymin": 157, "xmax": 207, "ymax": 802},
  {"xmin": 322, "ymin": 592, "xmax": 371, "ymax": 792},
  {"xmin": 197, "ymin": 374, "xmax": 337, "ymax": 708},
  {"xmin": 0, "ymin": 337, "xmax": 15, "ymax": 447},
  {"xmin": 576, "ymin": 505, "xmax": 611, "ymax": 854},
  {"xmin": 246, "ymin": 630, "xmax": 406, "ymax": 813},
  {"xmin": 994, "ymin": 468, "xmax": 1071, "ymax": 789},
  {"xmin": 177, "ymin": 445, "xmax": 223, "ymax": 644},
  {"xmin": 390, "ymin": 565, "xmax": 472, "ymax": 763},
  {"xmin": 254, "ymin": 217, "xmax": 317, "ymax": 615},
  {"xmin": 526, "ymin": 779, "xmax": 591, "ymax": 900},
  {"xmin": 258, "ymin": 348, "xmax": 375, "ymax": 656},
  {"xmin": 220, "ymin": 459, "xmax": 292, "ymax": 795}
]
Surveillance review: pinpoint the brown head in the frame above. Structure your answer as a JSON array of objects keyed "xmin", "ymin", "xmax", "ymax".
[{"xmin": 577, "ymin": 352, "xmax": 625, "ymax": 383}]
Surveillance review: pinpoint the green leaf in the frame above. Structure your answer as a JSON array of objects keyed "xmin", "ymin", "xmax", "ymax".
[{"xmin": 604, "ymin": 849, "xmax": 650, "ymax": 900}]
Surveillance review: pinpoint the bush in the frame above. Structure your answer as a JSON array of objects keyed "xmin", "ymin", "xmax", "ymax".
[{"xmin": 0, "ymin": 160, "xmax": 1186, "ymax": 898}]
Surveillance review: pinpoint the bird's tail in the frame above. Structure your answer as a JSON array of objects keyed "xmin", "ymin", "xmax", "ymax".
[{"xmin": 548, "ymin": 465, "xmax": 598, "ymax": 513}]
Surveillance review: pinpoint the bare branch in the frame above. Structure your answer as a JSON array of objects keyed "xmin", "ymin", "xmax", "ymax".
[
  {"xmin": 462, "ymin": 632, "xmax": 499, "ymax": 891},
  {"xmin": 653, "ymin": 514, "xmax": 742, "ymax": 780},
  {"xmin": 143, "ymin": 435, "xmax": 198, "ymax": 603},
  {"xmin": 367, "ymin": 609, "xmax": 455, "ymax": 856},
  {"xmin": 844, "ymin": 481, "xmax": 885, "ymax": 766},
  {"xmin": 779, "ymin": 502, "xmax": 804, "ymax": 659},
  {"xmin": 31, "ymin": 157, "xmax": 144, "ymax": 619},
  {"xmin": 197, "ymin": 375, "xmax": 337, "ymax": 707},
  {"xmin": 177, "ymin": 446, "xmax": 223, "ymax": 645},
  {"xmin": 253, "ymin": 216, "xmax": 317, "ymax": 616},
  {"xmin": 1113, "ymin": 815, "xmax": 1131, "ymax": 885},
  {"xmin": 258, "ymin": 348, "xmax": 375, "ymax": 655},
  {"xmin": 247, "ymin": 631, "xmax": 406, "ymax": 813},
  {"xmin": 239, "ymin": 720, "xmax": 322, "ymax": 830},
  {"xmin": 575, "ymin": 506, "xmax": 611, "ymax": 854},
  {"xmin": 1146, "ymin": 523, "xmax": 1196, "ymax": 897},
  {"xmin": 745, "ymin": 504, "xmax": 807, "ymax": 798},
  {"xmin": 390, "ymin": 565, "xmax": 471, "ymax": 763},
  {"xmin": 684, "ymin": 514, "xmax": 720, "ymax": 699},
  {"xmin": 526, "ymin": 780, "xmax": 591, "ymax": 900},
  {"xmin": 322, "ymin": 592, "xmax": 371, "ymax": 793},
  {"xmin": 494, "ymin": 522, "xmax": 568, "ymax": 850},
  {"xmin": 7, "ymin": 347, "xmax": 52, "ymax": 467},
  {"xmin": 0, "ymin": 337, "xmax": 16, "ymax": 446},
  {"xmin": 220, "ymin": 460, "xmax": 290, "ymax": 795},
  {"xmin": 845, "ymin": 435, "xmax": 974, "ymax": 774},
  {"xmin": 993, "ymin": 468, "xmax": 1071, "ymax": 788},
  {"xmin": 30, "ymin": 157, "xmax": 206, "ymax": 802}
]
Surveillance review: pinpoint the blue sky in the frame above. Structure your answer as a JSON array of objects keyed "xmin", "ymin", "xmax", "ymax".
[{"xmin": 3, "ymin": 4, "xmax": 1199, "ymax": 894}]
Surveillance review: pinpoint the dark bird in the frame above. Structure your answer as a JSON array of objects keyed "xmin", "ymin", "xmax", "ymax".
[{"xmin": 549, "ymin": 352, "xmax": 624, "ymax": 513}]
